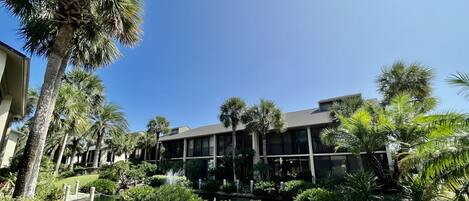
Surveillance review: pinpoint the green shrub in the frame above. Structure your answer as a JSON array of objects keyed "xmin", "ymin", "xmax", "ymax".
[
  {"xmin": 279, "ymin": 180, "xmax": 315, "ymax": 198},
  {"xmin": 220, "ymin": 181, "xmax": 236, "ymax": 193},
  {"xmin": 202, "ymin": 180, "xmax": 221, "ymax": 192},
  {"xmin": 60, "ymin": 170, "xmax": 76, "ymax": 178},
  {"xmin": 99, "ymin": 168, "xmax": 119, "ymax": 182},
  {"xmin": 80, "ymin": 179, "xmax": 117, "ymax": 195},
  {"xmin": 136, "ymin": 162, "xmax": 157, "ymax": 176},
  {"xmin": 145, "ymin": 175, "xmax": 189, "ymax": 188},
  {"xmin": 120, "ymin": 185, "xmax": 154, "ymax": 201},
  {"xmin": 254, "ymin": 181, "xmax": 276, "ymax": 196},
  {"xmin": 295, "ymin": 188, "xmax": 340, "ymax": 201},
  {"xmin": 73, "ymin": 166, "xmax": 87, "ymax": 175},
  {"xmin": 146, "ymin": 184, "xmax": 202, "ymax": 201},
  {"xmin": 36, "ymin": 171, "xmax": 64, "ymax": 201},
  {"xmin": 343, "ymin": 171, "xmax": 382, "ymax": 201}
]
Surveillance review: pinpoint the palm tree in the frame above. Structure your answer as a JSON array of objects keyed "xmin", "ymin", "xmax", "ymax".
[
  {"xmin": 3, "ymin": 0, "xmax": 143, "ymax": 197},
  {"xmin": 448, "ymin": 72, "xmax": 469, "ymax": 100},
  {"xmin": 90, "ymin": 103, "xmax": 128, "ymax": 169},
  {"xmin": 242, "ymin": 99, "xmax": 286, "ymax": 164},
  {"xmin": 147, "ymin": 116, "xmax": 170, "ymax": 167},
  {"xmin": 330, "ymin": 95, "xmax": 365, "ymax": 118},
  {"xmin": 219, "ymin": 97, "xmax": 246, "ymax": 182},
  {"xmin": 139, "ymin": 132, "xmax": 156, "ymax": 161},
  {"xmin": 321, "ymin": 105, "xmax": 390, "ymax": 180},
  {"xmin": 112, "ymin": 133, "xmax": 139, "ymax": 160},
  {"xmin": 376, "ymin": 61, "xmax": 433, "ymax": 105}
]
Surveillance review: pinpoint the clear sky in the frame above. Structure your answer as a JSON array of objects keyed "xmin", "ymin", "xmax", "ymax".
[{"xmin": 1, "ymin": 0, "xmax": 468, "ymax": 131}]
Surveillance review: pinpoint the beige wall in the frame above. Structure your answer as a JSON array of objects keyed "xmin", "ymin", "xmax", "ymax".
[{"xmin": 0, "ymin": 129, "xmax": 21, "ymax": 167}]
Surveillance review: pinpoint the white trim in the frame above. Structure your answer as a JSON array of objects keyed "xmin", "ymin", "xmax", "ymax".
[
  {"xmin": 313, "ymin": 151, "xmax": 386, "ymax": 156},
  {"xmin": 185, "ymin": 156, "xmax": 213, "ymax": 160},
  {"xmin": 260, "ymin": 154, "xmax": 309, "ymax": 158},
  {"xmin": 307, "ymin": 127, "xmax": 316, "ymax": 183}
]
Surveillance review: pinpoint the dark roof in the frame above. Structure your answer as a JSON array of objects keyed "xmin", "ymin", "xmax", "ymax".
[
  {"xmin": 318, "ymin": 93, "xmax": 362, "ymax": 104},
  {"xmin": 160, "ymin": 108, "xmax": 332, "ymax": 141}
]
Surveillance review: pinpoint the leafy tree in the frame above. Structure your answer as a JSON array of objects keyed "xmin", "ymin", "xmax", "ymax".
[
  {"xmin": 139, "ymin": 132, "xmax": 156, "ymax": 161},
  {"xmin": 112, "ymin": 133, "xmax": 139, "ymax": 160},
  {"xmin": 3, "ymin": 0, "xmax": 143, "ymax": 197},
  {"xmin": 147, "ymin": 116, "xmax": 170, "ymax": 167},
  {"xmin": 330, "ymin": 95, "xmax": 365, "ymax": 118},
  {"xmin": 376, "ymin": 61, "xmax": 433, "ymax": 105},
  {"xmin": 242, "ymin": 99, "xmax": 286, "ymax": 166},
  {"xmin": 321, "ymin": 105, "xmax": 390, "ymax": 180},
  {"xmin": 90, "ymin": 103, "xmax": 128, "ymax": 168},
  {"xmin": 219, "ymin": 97, "xmax": 246, "ymax": 182}
]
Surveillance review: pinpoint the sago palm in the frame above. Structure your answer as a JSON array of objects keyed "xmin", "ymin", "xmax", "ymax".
[
  {"xmin": 147, "ymin": 116, "xmax": 170, "ymax": 167},
  {"xmin": 321, "ymin": 105, "xmax": 390, "ymax": 180},
  {"xmin": 3, "ymin": 0, "xmax": 143, "ymax": 197},
  {"xmin": 219, "ymin": 97, "xmax": 246, "ymax": 182},
  {"xmin": 90, "ymin": 103, "xmax": 128, "ymax": 168}
]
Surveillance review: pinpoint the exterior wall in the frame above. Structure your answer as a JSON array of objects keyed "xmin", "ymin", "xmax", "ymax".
[
  {"xmin": 0, "ymin": 129, "xmax": 20, "ymax": 167},
  {"xmin": 157, "ymin": 124, "xmax": 390, "ymax": 182}
]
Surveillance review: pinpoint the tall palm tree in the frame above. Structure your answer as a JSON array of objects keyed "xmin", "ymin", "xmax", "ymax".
[
  {"xmin": 139, "ymin": 132, "xmax": 156, "ymax": 161},
  {"xmin": 321, "ymin": 105, "xmax": 390, "ymax": 180},
  {"xmin": 242, "ymin": 99, "xmax": 286, "ymax": 164},
  {"xmin": 147, "ymin": 116, "xmax": 170, "ymax": 167},
  {"xmin": 376, "ymin": 61, "xmax": 433, "ymax": 105},
  {"xmin": 90, "ymin": 103, "xmax": 128, "ymax": 168},
  {"xmin": 112, "ymin": 133, "xmax": 139, "ymax": 160},
  {"xmin": 219, "ymin": 97, "xmax": 246, "ymax": 182},
  {"xmin": 3, "ymin": 0, "xmax": 143, "ymax": 197},
  {"xmin": 448, "ymin": 72, "xmax": 469, "ymax": 100}
]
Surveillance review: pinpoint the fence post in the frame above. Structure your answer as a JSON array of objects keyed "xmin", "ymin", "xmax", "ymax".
[
  {"xmin": 236, "ymin": 179, "xmax": 240, "ymax": 192},
  {"xmin": 250, "ymin": 180, "xmax": 254, "ymax": 194},
  {"xmin": 223, "ymin": 179, "xmax": 226, "ymax": 187},
  {"xmin": 64, "ymin": 185, "xmax": 70, "ymax": 201},
  {"xmin": 75, "ymin": 180, "xmax": 80, "ymax": 196},
  {"xmin": 198, "ymin": 178, "xmax": 202, "ymax": 190},
  {"xmin": 280, "ymin": 181, "xmax": 284, "ymax": 190},
  {"xmin": 90, "ymin": 187, "xmax": 96, "ymax": 201}
]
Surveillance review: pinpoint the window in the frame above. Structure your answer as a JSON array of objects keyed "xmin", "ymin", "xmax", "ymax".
[
  {"xmin": 347, "ymin": 155, "xmax": 362, "ymax": 172},
  {"xmin": 311, "ymin": 127, "xmax": 336, "ymax": 153},
  {"xmin": 217, "ymin": 134, "xmax": 232, "ymax": 156},
  {"xmin": 266, "ymin": 129, "xmax": 309, "ymax": 155},
  {"xmin": 187, "ymin": 136, "xmax": 212, "ymax": 157},
  {"xmin": 314, "ymin": 156, "xmax": 331, "ymax": 178},
  {"xmin": 163, "ymin": 140, "xmax": 184, "ymax": 158},
  {"xmin": 267, "ymin": 133, "xmax": 282, "ymax": 155},
  {"xmin": 330, "ymin": 156, "xmax": 347, "ymax": 178}
]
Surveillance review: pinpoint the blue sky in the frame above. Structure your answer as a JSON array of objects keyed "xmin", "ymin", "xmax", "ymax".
[{"xmin": 1, "ymin": 0, "xmax": 468, "ymax": 131}]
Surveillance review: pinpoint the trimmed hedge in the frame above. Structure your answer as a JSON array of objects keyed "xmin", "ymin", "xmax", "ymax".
[
  {"xmin": 254, "ymin": 181, "xmax": 276, "ymax": 196},
  {"xmin": 80, "ymin": 179, "xmax": 118, "ymax": 195},
  {"xmin": 120, "ymin": 185, "xmax": 155, "ymax": 201},
  {"xmin": 279, "ymin": 180, "xmax": 315, "ymax": 197},
  {"xmin": 146, "ymin": 185, "xmax": 202, "ymax": 201}
]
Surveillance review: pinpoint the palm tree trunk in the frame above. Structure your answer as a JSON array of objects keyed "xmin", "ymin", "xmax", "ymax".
[
  {"xmin": 69, "ymin": 140, "xmax": 78, "ymax": 170},
  {"xmin": 144, "ymin": 148, "xmax": 147, "ymax": 161},
  {"xmin": 84, "ymin": 144, "xmax": 90, "ymax": 166},
  {"xmin": 364, "ymin": 152, "xmax": 385, "ymax": 180},
  {"xmin": 262, "ymin": 135, "xmax": 268, "ymax": 164},
  {"xmin": 155, "ymin": 135, "xmax": 160, "ymax": 166},
  {"xmin": 49, "ymin": 143, "xmax": 59, "ymax": 160},
  {"xmin": 93, "ymin": 132, "xmax": 104, "ymax": 168},
  {"xmin": 54, "ymin": 133, "xmax": 69, "ymax": 175},
  {"xmin": 232, "ymin": 127, "xmax": 237, "ymax": 182},
  {"xmin": 13, "ymin": 24, "xmax": 74, "ymax": 197}
]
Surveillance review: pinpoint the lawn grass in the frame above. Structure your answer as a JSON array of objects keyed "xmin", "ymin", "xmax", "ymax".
[{"xmin": 56, "ymin": 174, "xmax": 99, "ymax": 193}]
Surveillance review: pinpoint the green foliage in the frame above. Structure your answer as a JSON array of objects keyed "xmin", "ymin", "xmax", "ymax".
[
  {"xmin": 35, "ymin": 171, "xmax": 64, "ymax": 201},
  {"xmin": 202, "ymin": 180, "xmax": 221, "ymax": 192},
  {"xmin": 184, "ymin": 160, "xmax": 206, "ymax": 181},
  {"xmin": 377, "ymin": 61, "xmax": 433, "ymax": 104},
  {"xmin": 145, "ymin": 175, "xmax": 189, "ymax": 188},
  {"xmin": 146, "ymin": 185, "xmax": 202, "ymax": 201},
  {"xmin": 330, "ymin": 95, "xmax": 365, "ymax": 118},
  {"xmin": 137, "ymin": 162, "xmax": 157, "ymax": 176},
  {"xmin": 294, "ymin": 188, "xmax": 341, "ymax": 201},
  {"xmin": 253, "ymin": 162, "xmax": 272, "ymax": 180},
  {"xmin": 343, "ymin": 171, "xmax": 382, "ymax": 201},
  {"xmin": 448, "ymin": 72, "xmax": 469, "ymax": 99},
  {"xmin": 279, "ymin": 180, "xmax": 315, "ymax": 198},
  {"xmin": 254, "ymin": 181, "xmax": 276, "ymax": 196},
  {"xmin": 80, "ymin": 179, "xmax": 117, "ymax": 195},
  {"xmin": 99, "ymin": 167, "xmax": 119, "ymax": 182},
  {"xmin": 220, "ymin": 181, "xmax": 236, "ymax": 193},
  {"xmin": 400, "ymin": 174, "xmax": 436, "ymax": 201},
  {"xmin": 120, "ymin": 185, "xmax": 154, "ymax": 201}
]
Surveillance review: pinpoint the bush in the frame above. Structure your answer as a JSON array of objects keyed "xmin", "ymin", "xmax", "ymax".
[
  {"xmin": 80, "ymin": 179, "xmax": 117, "ymax": 195},
  {"xmin": 279, "ymin": 180, "xmax": 315, "ymax": 198},
  {"xmin": 202, "ymin": 180, "xmax": 221, "ymax": 192},
  {"xmin": 146, "ymin": 184, "xmax": 202, "ymax": 201},
  {"xmin": 343, "ymin": 171, "xmax": 382, "ymax": 201},
  {"xmin": 36, "ymin": 171, "xmax": 64, "ymax": 201},
  {"xmin": 145, "ymin": 175, "xmax": 189, "ymax": 188},
  {"xmin": 136, "ymin": 162, "xmax": 157, "ymax": 176},
  {"xmin": 120, "ymin": 185, "xmax": 155, "ymax": 201},
  {"xmin": 60, "ymin": 170, "xmax": 76, "ymax": 178},
  {"xmin": 254, "ymin": 181, "xmax": 276, "ymax": 196},
  {"xmin": 220, "ymin": 181, "xmax": 236, "ymax": 193},
  {"xmin": 99, "ymin": 168, "xmax": 119, "ymax": 182},
  {"xmin": 295, "ymin": 188, "xmax": 341, "ymax": 201}
]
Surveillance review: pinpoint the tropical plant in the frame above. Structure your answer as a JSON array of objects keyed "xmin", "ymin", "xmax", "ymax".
[
  {"xmin": 138, "ymin": 132, "xmax": 156, "ymax": 161},
  {"xmin": 400, "ymin": 174, "xmax": 436, "ymax": 201},
  {"xmin": 242, "ymin": 99, "xmax": 286, "ymax": 164},
  {"xmin": 90, "ymin": 103, "xmax": 128, "ymax": 168},
  {"xmin": 321, "ymin": 105, "xmax": 390, "ymax": 180},
  {"xmin": 147, "ymin": 116, "xmax": 170, "ymax": 166},
  {"xmin": 3, "ymin": 0, "xmax": 143, "ymax": 197},
  {"xmin": 80, "ymin": 179, "xmax": 117, "ymax": 195},
  {"xmin": 342, "ymin": 171, "xmax": 382, "ymax": 201},
  {"xmin": 294, "ymin": 188, "xmax": 340, "ymax": 201},
  {"xmin": 447, "ymin": 72, "xmax": 469, "ymax": 100},
  {"xmin": 147, "ymin": 184, "xmax": 202, "ymax": 201},
  {"xmin": 279, "ymin": 180, "xmax": 315, "ymax": 198},
  {"xmin": 376, "ymin": 61, "xmax": 433, "ymax": 104},
  {"xmin": 330, "ymin": 95, "xmax": 365, "ymax": 118},
  {"xmin": 253, "ymin": 181, "xmax": 277, "ymax": 196},
  {"xmin": 219, "ymin": 97, "xmax": 246, "ymax": 182},
  {"xmin": 120, "ymin": 185, "xmax": 154, "ymax": 201},
  {"xmin": 112, "ymin": 133, "xmax": 139, "ymax": 160}
]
